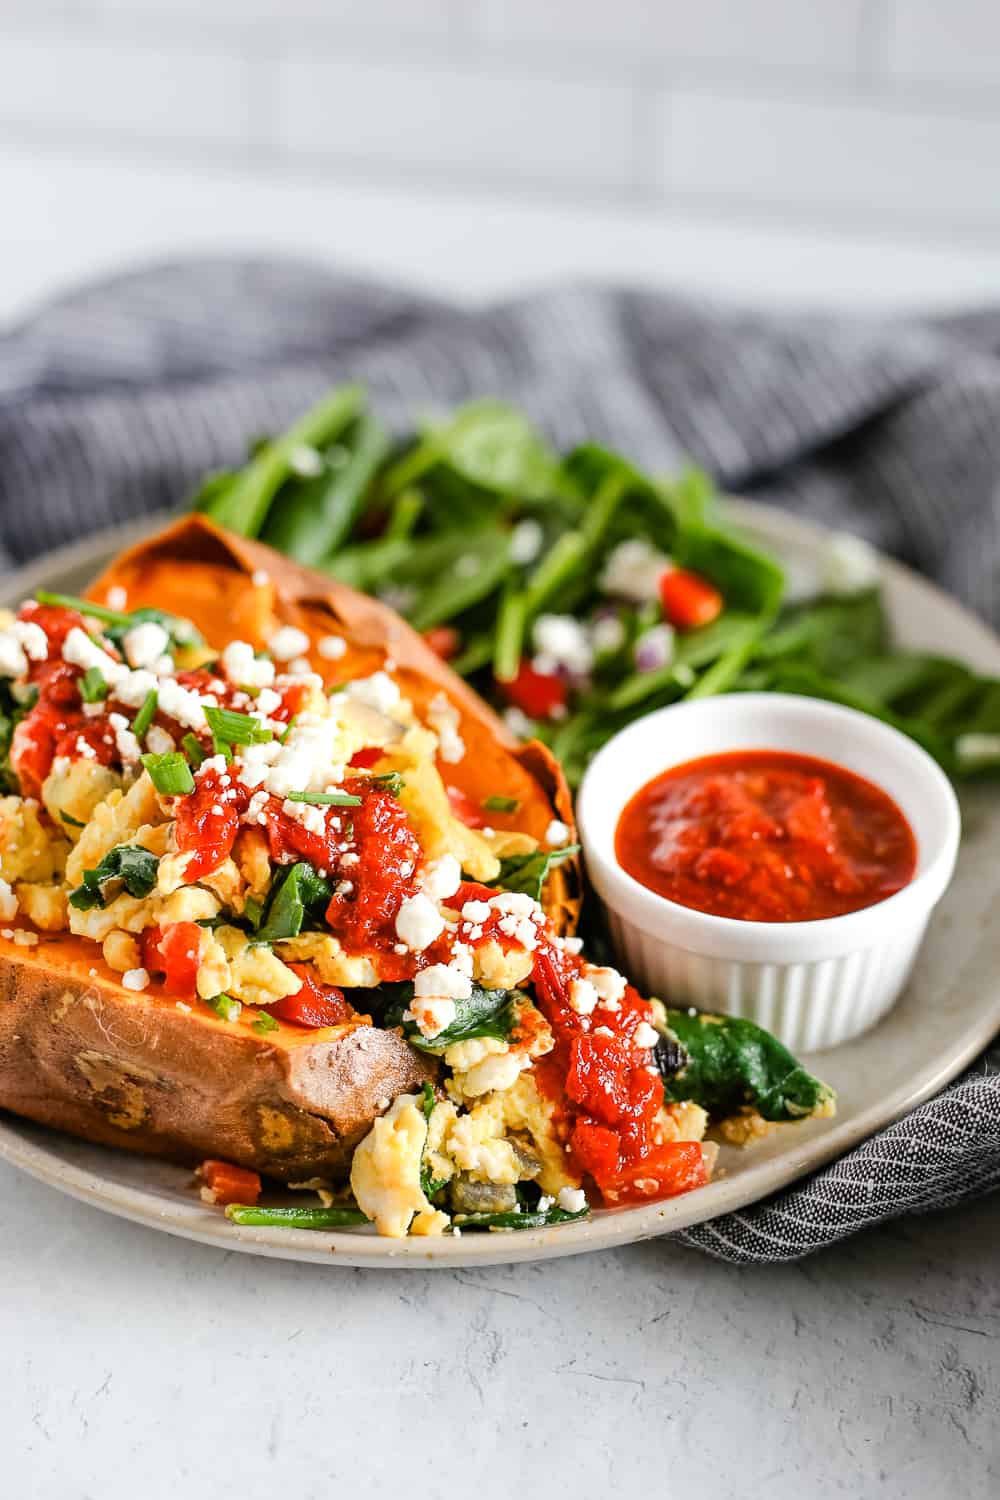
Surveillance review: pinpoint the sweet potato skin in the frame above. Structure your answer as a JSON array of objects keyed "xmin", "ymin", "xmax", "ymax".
[
  {"xmin": 0, "ymin": 515, "xmax": 573, "ymax": 1181},
  {"xmin": 0, "ymin": 933, "xmax": 434, "ymax": 1180}
]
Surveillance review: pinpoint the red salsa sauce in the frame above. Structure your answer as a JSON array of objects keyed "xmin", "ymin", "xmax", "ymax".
[{"xmin": 615, "ymin": 749, "xmax": 917, "ymax": 924}]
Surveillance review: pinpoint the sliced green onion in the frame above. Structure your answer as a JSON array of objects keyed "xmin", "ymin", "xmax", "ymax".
[
  {"xmin": 482, "ymin": 794, "xmax": 520, "ymax": 814},
  {"xmin": 203, "ymin": 706, "xmax": 272, "ymax": 746},
  {"xmin": 36, "ymin": 590, "xmax": 133, "ymax": 628},
  {"xmin": 79, "ymin": 667, "xmax": 108, "ymax": 704},
  {"xmin": 131, "ymin": 689, "xmax": 158, "ymax": 741},
  {"xmin": 369, "ymin": 772, "xmax": 404, "ymax": 796},
  {"xmin": 181, "ymin": 732, "xmax": 205, "ymax": 767},
  {"xmin": 286, "ymin": 790, "xmax": 361, "ymax": 806},
  {"xmin": 251, "ymin": 1010, "xmax": 279, "ymax": 1035},
  {"xmin": 279, "ymin": 716, "xmax": 296, "ymax": 743},
  {"xmin": 224, "ymin": 1204, "xmax": 369, "ymax": 1229},
  {"xmin": 208, "ymin": 994, "xmax": 242, "ymax": 1023},
  {"xmin": 141, "ymin": 751, "xmax": 195, "ymax": 796},
  {"xmin": 211, "ymin": 736, "xmax": 234, "ymax": 764}
]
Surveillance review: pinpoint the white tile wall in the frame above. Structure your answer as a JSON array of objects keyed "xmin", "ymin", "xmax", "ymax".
[
  {"xmin": 1, "ymin": 1, "xmax": 1000, "ymax": 248},
  {"xmin": 274, "ymin": 53, "xmax": 638, "ymax": 189}
]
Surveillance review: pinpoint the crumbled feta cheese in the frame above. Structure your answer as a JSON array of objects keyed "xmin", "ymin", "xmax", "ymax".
[
  {"xmin": 255, "ymin": 687, "xmax": 282, "ymax": 717},
  {"xmin": 13, "ymin": 619, "xmax": 48, "ymax": 662},
  {"xmin": 107, "ymin": 712, "xmax": 140, "ymax": 766},
  {"xmin": 632, "ymin": 1020, "xmax": 660, "ymax": 1050},
  {"xmin": 421, "ymin": 853, "xmax": 462, "ymax": 902},
  {"xmin": 122, "ymin": 968, "xmax": 150, "ymax": 992},
  {"xmin": 590, "ymin": 614, "xmax": 626, "ymax": 655},
  {"xmin": 413, "ymin": 963, "xmax": 473, "ymax": 1002},
  {"xmin": 545, "ymin": 819, "xmax": 570, "ymax": 848},
  {"xmin": 588, "ymin": 966, "xmax": 627, "ymax": 1005},
  {"xmin": 461, "ymin": 899, "xmax": 492, "ymax": 923},
  {"xmin": 145, "ymin": 725, "xmax": 176, "ymax": 756},
  {"xmin": 532, "ymin": 613, "xmax": 593, "ymax": 676},
  {"xmin": 395, "ymin": 892, "xmax": 445, "ymax": 950},
  {"xmin": 11, "ymin": 930, "xmax": 38, "ymax": 947},
  {"xmin": 823, "ymin": 533, "xmax": 880, "ymax": 596},
  {"xmin": 112, "ymin": 668, "xmax": 159, "ymax": 708},
  {"xmin": 156, "ymin": 676, "xmax": 209, "ymax": 731},
  {"xmin": 268, "ymin": 626, "xmax": 311, "ymax": 663},
  {"xmin": 0, "ymin": 879, "xmax": 18, "ymax": 921},
  {"xmin": 509, "ymin": 518, "xmax": 544, "ymax": 565},
  {"xmin": 62, "ymin": 627, "xmax": 119, "ymax": 680},
  {"xmin": 106, "ymin": 585, "xmax": 128, "ymax": 611},
  {"xmin": 0, "ymin": 629, "xmax": 29, "ymax": 679},
  {"xmin": 426, "ymin": 691, "xmax": 465, "ymax": 764},
  {"xmin": 346, "ymin": 671, "xmax": 401, "ymax": 716},
  {"xmin": 557, "ymin": 1186, "xmax": 587, "ymax": 1214},
  {"xmin": 569, "ymin": 978, "xmax": 598, "ymax": 1016},
  {"xmin": 221, "ymin": 639, "xmax": 276, "ymax": 689},
  {"xmin": 600, "ymin": 538, "xmax": 672, "ymax": 603},
  {"xmin": 409, "ymin": 995, "xmax": 457, "ymax": 1040},
  {"xmin": 490, "ymin": 891, "xmax": 539, "ymax": 918},
  {"xmin": 122, "ymin": 620, "xmax": 169, "ymax": 669},
  {"xmin": 317, "ymin": 634, "xmax": 347, "ymax": 661},
  {"xmin": 502, "ymin": 706, "xmax": 535, "ymax": 739}
]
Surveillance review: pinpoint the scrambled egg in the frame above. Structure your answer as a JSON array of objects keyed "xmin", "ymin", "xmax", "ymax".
[
  {"xmin": 0, "ymin": 796, "xmax": 69, "ymax": 883},
  {"xmin": 350, "ymin": 1093, "xmax": 448, "ymax": 1238}
]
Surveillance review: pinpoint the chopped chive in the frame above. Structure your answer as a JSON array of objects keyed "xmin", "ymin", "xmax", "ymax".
[
  {"xmin": 251, "ymin": 1010, "xmax": 279, "ymax": 1035},
  {"xmin": 370, "ymin": 771, "xmax": 404, "ymax": 796},
  {"xmin": 79, "ymin": 667, "xmax": 108, "ymax": 704},
  {"xmin": 483, "ymin": 794, "xmax": 520, "ymax": 814},
  {"xmin": 131, "ymin": 689, "xmax": 158, "ymax": 741},
  {"xmin": 141, "ymin": 751, "xmax": 195, "ymax": 796},
  {"xmin": 208, "ymin": 993, "xmax": 242, "ymax": 1023},
  {"xmin": 224, "ymin": 1204, "xmax": 369, "ymax": 1229},
  {"xmin": 59, "ymin": 809, "xmax": 85, "ymax": 828},
  {"xmin": 203, "ymin": 705, "xmax": 273, "ymax": 746},
  {"xmin": 286, "ymin": 790, "xmax": 362, "ymax": 806},
  {"xmin": 36, "ymin": 590, "xmax": 132, "ymax": 628},
  {"xmin": 279, "ymin": 716, "xmax": 296, "ymax": 743},
  {"xmin": 181, "ymin": 732, "xmax": 205, "ymax": 767}
]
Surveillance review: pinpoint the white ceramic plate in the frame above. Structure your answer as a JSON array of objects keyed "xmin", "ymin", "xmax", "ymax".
[{"xmin": 1, "ymin": 504, "xmax": 998, "ymax": 1269}]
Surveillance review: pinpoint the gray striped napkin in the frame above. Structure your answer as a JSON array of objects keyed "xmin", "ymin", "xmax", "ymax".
[{"xmin": 1, "ymin": 257, "xmax": 998, "ymax": 1262}]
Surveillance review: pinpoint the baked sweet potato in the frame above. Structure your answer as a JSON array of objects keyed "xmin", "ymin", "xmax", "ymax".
[{"xmin": 0, "ymin": 517, "xmax": 578, "ymax": 1184}]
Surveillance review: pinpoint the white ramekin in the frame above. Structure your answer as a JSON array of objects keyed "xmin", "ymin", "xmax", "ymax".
[{"xmin": 577, "ymin": 694, "xmax": 960, "ymax": 1052}]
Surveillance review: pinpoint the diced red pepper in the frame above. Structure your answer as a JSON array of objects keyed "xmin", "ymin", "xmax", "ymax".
[
  {"xmin": 445, "ymin": 784, "xmax": 487, "ymax": 828},
  {"xmin": 349, "ymin": 746, "xmax": 383, "ymax": 769},
  {"xmin": 141, "ymin": 921, "xmax": 202, "ymax": 998},
  {"xmin": 659, "ymin": 567, "xmax": 723, "ymax": 631},
  {"xmin": 599, "ymin": 1142, "xmax": 708, "ymax": 1206},
  {"xmin": 451, "ymin": 879, "xmax": 497, "ymax": 910},
  {"xmin": 262, "ymin": 965, "xmax": 352, "ymax": 1029},
  {"xmin": 570, "ymin": 1118, "xmax": 621, "ymax": 1182},
  {"xmin": 199, "ymin": 1159, "xmax": 262, "ymax": 1207},
  {"xmin": 566, "ymin": 1033, "xmax": 633, "ymax": 1127},
  {"xmin": 422, "ymin": 626, "xmax": 461, "ymax": 661},
  {"xmin": 500, "ymin": 660, "xmax": 567, "ymax": 720}
]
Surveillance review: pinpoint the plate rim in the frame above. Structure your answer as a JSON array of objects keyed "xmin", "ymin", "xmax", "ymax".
[{"xmin": 0, "ymin": 502, "xmax": 997, "ymax": 1268}]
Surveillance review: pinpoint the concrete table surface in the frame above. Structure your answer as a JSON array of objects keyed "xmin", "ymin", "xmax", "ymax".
[{"xmin": 4, "ymin": 1159, "xmax": 996, "ymax": 1499}]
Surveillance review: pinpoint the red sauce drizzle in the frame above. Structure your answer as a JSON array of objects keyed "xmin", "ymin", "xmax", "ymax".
[{"xmin": 615, "ymin": 750, "xmax": 916, "ymax": 923}]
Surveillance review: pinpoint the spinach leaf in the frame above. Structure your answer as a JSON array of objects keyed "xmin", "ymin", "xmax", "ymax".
[
  {"xmin": 379, "ymin": 982, "xmax": 522, "ymax": 1054},
  {"xmin": 382, "ymin": 400, "xmax": 556, "ymax": 502},
  {"xmin": 656, "ymin": 1009, "xmax": 835, "ymax": 1123},
  {"xmin": 260, "ymin": 412, "xmax": 390, "ymax": 565},
  {"xmin": 491, "ymin": 844, "xmax": 579, "ymax": 903},
  {"xmin": 256, "ymin": 862, "xmax": 333, "ymax": 943},
  {"xmin": 68, "ymin": 844, "xmax": 160, "ymax": 911},
  {"xmin": 418, "ymin": 1082, "xmax": 448, "ymax": 1199}
]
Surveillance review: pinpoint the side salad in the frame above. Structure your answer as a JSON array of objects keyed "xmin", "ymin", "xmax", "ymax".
[{"xmin": 192, "ymin": 386, "xmax": 1000, "ymax": 787}]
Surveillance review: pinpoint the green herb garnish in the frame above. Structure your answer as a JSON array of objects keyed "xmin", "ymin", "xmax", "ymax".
[
  {"xmin": 79, "ymin": 667, "xmax": 109, "ymax": 703},
  {"xmin": 482, "ymin": 794, "xmax": 520, "ymax": 814},
  {"xmin": 203, "ymin": 706, "xmax": 273, "ymax": 747},
  {"xmin": 181, "ymin": 732, "xmax": 206, "ymax": 767},
  {"xmin": 256, "ymin": 861, "xmax": 333, "ymax": 943},
  {"xmin": 131, "ymin": 689, "xmax": 158, "ymax": 741},
  {"xmin": 251, "ymin": 1010, "xmax": 280, "ymax": 1035},
  {"xmin": 141, "ymin": 751, "xmax": 195, "ymax": 796},
  {"xmin": 59, "ymin": 809, "xmax": 85, "ymax": 829},
  {"xmin": 68, "ymin": 844, "xmax": 160, "ymax": 910},
  {"xmin": 285, "ymin": 789, "xmax": 362, "ymax": 807},
  {"xmin": 491, "ymin": 845, "xmax": 579, "ymax": 903},
  {"xmin": 224, "ymin": 1204, "xmax": 369, "ymax": 1229},
  {"xmin": 208, "ymin": 994, "xmax": 242, "ymax": 1023}
]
